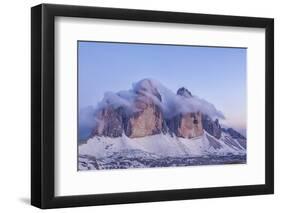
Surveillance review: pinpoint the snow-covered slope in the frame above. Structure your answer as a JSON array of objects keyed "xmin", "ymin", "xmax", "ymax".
[
  {"xmin": 79, "ymin": 130, "xmax": 246, "ymax": 159},
  {"xmin": 78, "ymin": 131, "xmax": 246, "ymax": 170}
]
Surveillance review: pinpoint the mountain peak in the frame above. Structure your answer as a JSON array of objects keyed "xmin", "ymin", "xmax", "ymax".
[
  {"xmin": 177, "ymin": 87, "xmax": 192, "ymax": 98},
  {"xmin": 133, "ymin": 78, "xmax": 162, "ymax": 101},
  {"xmin": 134, "ymin": 79, "xmax": 157, "ymax": 93}
]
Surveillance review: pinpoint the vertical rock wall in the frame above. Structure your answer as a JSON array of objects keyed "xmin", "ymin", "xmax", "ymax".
[{"xmin": 91, "ymin": 82, "xmax": 221, "ymax": 140}]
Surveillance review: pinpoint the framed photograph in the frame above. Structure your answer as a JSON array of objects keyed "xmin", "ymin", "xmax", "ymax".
[{"xmin": 31, "ymin": 3, "xmax": 274, "ymax": 209}]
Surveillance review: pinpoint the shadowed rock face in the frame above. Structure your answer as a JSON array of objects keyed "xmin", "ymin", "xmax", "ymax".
[
  {"xmin": 202, "ymin": 115, "xmax": 222, "ymax": 139},
  {"xmin": 91, "ymin": 106, "xmax": 125, "ymax": 137},
  {"xmin": 177, "ymin": 87, "xmax": 192, "ymax": 98},
  {"xmin": 167, "ymin": 112, "xmax": 203, "ymax": 139}
]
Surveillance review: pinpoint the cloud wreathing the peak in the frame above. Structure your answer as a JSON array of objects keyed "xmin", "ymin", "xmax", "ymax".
[
  {"xmin": 132, "ymin": 78, "xmax": 225, "ymax": 120},
  {"xmin": 80, "ymin": 78, "xmax": 225, "ymax": 131}
]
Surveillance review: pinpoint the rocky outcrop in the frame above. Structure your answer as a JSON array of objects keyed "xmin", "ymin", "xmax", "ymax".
[
  {"xmin": 126, "ymin": 104, "xmax": 163, "ymax": 138},
  {"xmin": 92, "ymin": 79, "xmax": 166, "ymax": 138},
  {"xmin": 202, "ymin": 115, "xmax": 222, "ymax": 139},
  {"xmin": 177, "ymin": 87, "xmax": 192, "ymax": 98},
  {"xmin": 178, "ymin": 112, "xmax": 203, "ymax": 138},
  {"xmin": 125, "ymin": 79, "xmax": 165, "ymax": 138},
  {"xmin": 91, "ymin": 106, "xmax": 125, "ymax": 137},
  {"xmin": 91, "ymin": 82, "xmax": 222, "ymax": 140},
  {"xmin": 167, "ymin": 112, "xmax": 203, "ymax": 138},
  {"xmin": 166, "ymin": 88, "xmax": 203, "ymax": 138}
]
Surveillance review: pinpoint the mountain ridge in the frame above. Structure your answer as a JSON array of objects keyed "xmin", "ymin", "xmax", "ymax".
[
  {"xmin": 81, "ymin": 79, "xmax": 230, "ymax": 140},
  {"xmin": 78, "ymin": 79, "xmax": 247, "ymax": 170}
]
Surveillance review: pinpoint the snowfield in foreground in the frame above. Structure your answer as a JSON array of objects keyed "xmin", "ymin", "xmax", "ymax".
[{"xmin": 78, "ymin": 131, "xmax": 246, "ymax": 171}]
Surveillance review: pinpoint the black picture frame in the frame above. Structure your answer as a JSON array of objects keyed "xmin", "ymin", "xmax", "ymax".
[{"xmin": 31, "ymin": 3, "xmax": 274, "ymax": 209}]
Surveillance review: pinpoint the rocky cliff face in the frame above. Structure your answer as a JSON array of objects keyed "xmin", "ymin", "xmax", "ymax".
[
  {"xmin": 90, "ymin": 80, "xmax": 223, "ymax": 140},
  {"xmin": 202, "ymin": 115, "xmax": 222, "ymax": 139},
  {"xmin": 91, "ymin": 106, "xmax": 125, "ymax": 137},
  {"xmin": 92, "ymin": 79, "xmax": 166, "ymax": 138},
  {"xmin": 167, "ymin": 112, "xmax": 204, "ymax": 139},
  {"xmin": 177, "ymin": 87, "xmax": 192, "ymax": 98},
  {"xmin": 126, "ymin": 103, "xmax": 163, "ymax": 138},
  {"xmin": 178, "ymin": 112, "xmax": 203, "ymax": 138},
  {"xmin": 125, "ymin": 79, "xmax": 164, "ymax": 138},
  {"xmin": 167, "ymin": 88, "xmax": 204, "ymax": 138}
]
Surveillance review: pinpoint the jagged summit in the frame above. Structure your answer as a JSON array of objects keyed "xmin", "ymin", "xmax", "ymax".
[
  {"xmin": 98, "ymin": 79, "xmax": 223, "ymax": 118},
  {"xmin": 80, "ymin": 78, "xmax": 227, "ymax": 140},
  {"xmin": 133, "ymin": 79, "xmax": 162, "ymax": 101},
  {"xmin": 177, "ymin": 87, "xmax": 192, "ymax": 98}
]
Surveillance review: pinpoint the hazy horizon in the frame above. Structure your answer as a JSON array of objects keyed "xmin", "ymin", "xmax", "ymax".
[{"xmin": 78, "ymin": 41, "xmax": 247, "ymax": 131}]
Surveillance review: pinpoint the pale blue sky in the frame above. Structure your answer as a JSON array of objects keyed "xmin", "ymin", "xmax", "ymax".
[{"xmin": 78, "ymin": 41, "xmax": 247, "ymax": 129}]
